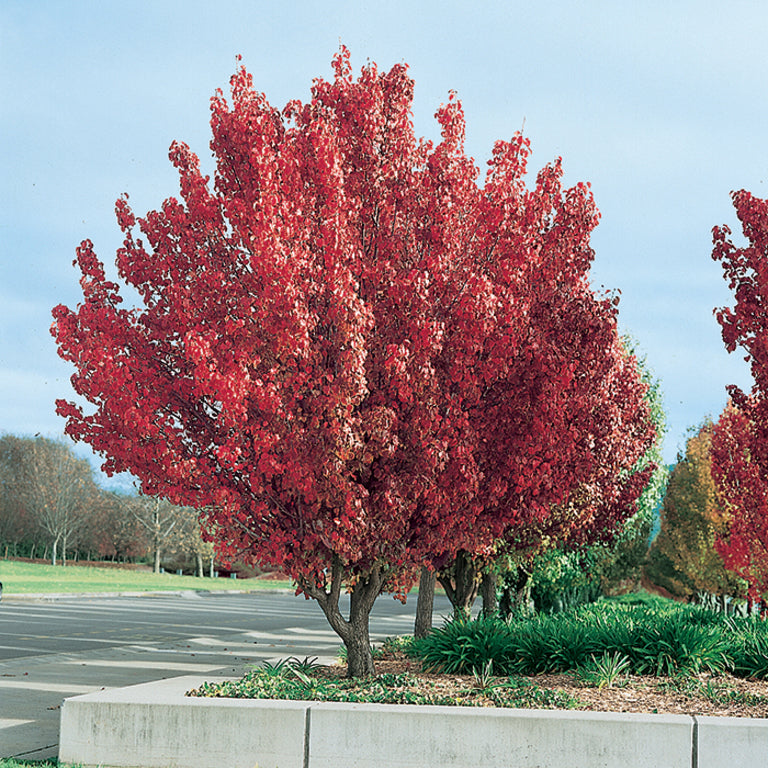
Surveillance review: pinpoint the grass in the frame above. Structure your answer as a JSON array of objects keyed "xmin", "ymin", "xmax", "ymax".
[
  {"xmin": 0, "ymin": 559, "xmax": 294, "ymax": 595},
  {"xmin": 0, "ymin": 761, "xmax": 60, "ymax": 768}
]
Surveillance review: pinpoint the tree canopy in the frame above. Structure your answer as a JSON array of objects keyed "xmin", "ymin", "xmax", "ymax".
[
  {"xmin": 712, "ymin": 191, "xmax": 768, "ymax": 604},
  {"xmin": 53, "ymin": 49, "xmax": 654, "ymax": 674},
  {"xmin": 646, "ymin": 420, "xmax": 738, "ymax": 599}
]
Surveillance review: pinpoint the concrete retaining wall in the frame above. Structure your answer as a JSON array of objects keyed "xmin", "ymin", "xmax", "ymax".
[{"xmin": 58, "ymin": 676, "xmax": 768, "ymax": 768}]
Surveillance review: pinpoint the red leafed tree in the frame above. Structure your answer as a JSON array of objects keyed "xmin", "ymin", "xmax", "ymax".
[
  {"xmin": 53, "ymin": 49, "xmax": 648, "ymax": 675},
  {"xmin": 710, "ymin": 403, "xmax": 768, "ymax": 602},
  {"xmin": 434, "ymin": 295, "xmax": 657, "ymax": 617},
  {"xmin": 712, "ymin": 191, "xmax": 768, "ymax": 604}
]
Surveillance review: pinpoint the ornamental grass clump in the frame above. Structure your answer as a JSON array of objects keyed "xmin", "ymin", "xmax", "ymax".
[
  {"xmin": 409, "ymin": 615, "xmax": 516, "ymax": 674},
  {"xmin": 729, "ymin": 625, "xmax": 768, "ymax": 678},
  {"xmin": 575, "ymin": 651, "xmax": 632, "ymax": 689},
  {"xmin": 630, "ymin": 612, "xmax": 731, "ymax": 676}
]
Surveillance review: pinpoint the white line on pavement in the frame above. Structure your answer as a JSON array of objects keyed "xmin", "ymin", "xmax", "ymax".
[
  {"xmin": 0, "ymin": 719, "xmax": 34, "ymax": 728},
  {"xmin": 62, "ymin": 660, "xmax": 224, "ymax": 672},
  {"xmin": 0, "ymin": 681, "xmax": 104, "ymax": 693}
]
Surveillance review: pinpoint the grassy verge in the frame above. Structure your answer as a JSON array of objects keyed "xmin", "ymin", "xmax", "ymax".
[{"xmin": 0, "ymin": 560, "xmax": 294, "ymax": 595}]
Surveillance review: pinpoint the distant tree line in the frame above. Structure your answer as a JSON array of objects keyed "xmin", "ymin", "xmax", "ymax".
[{"xmin": 0, "ymin": 434, "xmax": 215, "ymax": 574}]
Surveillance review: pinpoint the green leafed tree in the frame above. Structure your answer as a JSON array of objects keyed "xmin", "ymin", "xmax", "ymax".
[
  {"xmin": 646, "ymin": 420, "xmax": 741, "ymax": 600},
  {"xmin": 591, "ymin": 342, "xmax": 669, "ymax": 593}
]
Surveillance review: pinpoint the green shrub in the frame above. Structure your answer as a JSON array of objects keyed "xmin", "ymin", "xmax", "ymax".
[
  {"xmin": 410, "ymin": 598, "xmax": 766, "ymax": 679},
  {"xmin": 630, "ymin": 613, "xmax": 731, "ymax": 676},
  {"xmin": 730, "ymin": 627, "xmax": 768, "ymax": 678},
  {"xmin": 410, "ymin": 615, "xmax": 515, "ymax": 674}
]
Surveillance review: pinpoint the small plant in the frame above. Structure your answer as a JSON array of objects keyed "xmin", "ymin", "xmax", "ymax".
[
  {"xmin": 336, "ymin": 644, "xmax": 386, "ymax": 663},
  {"xmin": 287, "ymin": 655, "xmax": 322, "ymax": 673},
  {"xmin": 381, "ymin": 635, "xmax": 414, "ymax": 654},
  {"xmin": 471, "ymin": 659, "xmax": 497, "ymax": 690},
  {"xmin": 575, "ymin": 651, "xmax": 631, "ymax": 689},
  {"xmin": 260, "ymin": 658, "xmax": 293, "ymax": 678}
]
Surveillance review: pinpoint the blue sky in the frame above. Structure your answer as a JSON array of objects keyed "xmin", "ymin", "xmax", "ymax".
[{"xmin": 2, "ymin": 1, "xmax": 766, "ymax": 487}]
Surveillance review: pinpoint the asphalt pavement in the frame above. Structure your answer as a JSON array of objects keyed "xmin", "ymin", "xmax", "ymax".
[{"xmin": 0, "ymin": 590, "xmax": 448, "ymax": 760}]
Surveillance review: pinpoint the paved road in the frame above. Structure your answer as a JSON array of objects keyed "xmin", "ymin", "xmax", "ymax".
[{"xmin": 0, "ymin": 590, "xmax": 452, "ymax": 760}]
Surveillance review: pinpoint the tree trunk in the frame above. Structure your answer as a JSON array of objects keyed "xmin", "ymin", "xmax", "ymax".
[
  {"xmin": 51, "ymin": 536, "xmax": 60, "ymax": 566},
  {"xmin": 438, "ymin": 550, "xmax": 479, "ymax": 619},
  {"xmin": 499, "ymin": 566, "xmax": 533, "ymax": 618},
  {"xmin": 303, "ymin": 557, "xmax": 381, "ymax": 678},
  {"xmin": 414, "ymin": 567, "xmax": 436, "ymax": 638},
  {"xmin": 480, "ymin": 570, "xmax": 498, "ymax": 618},
  {"xmin": 154, "ymin": 547, "xmax": 161, "ymax": 574},
  {"xmin": 344, "ymin": 602, "xmax": 376, "ymax": 678},
  {"xmin": 196, "ymin": 553, "xmax": 204, "ymax": 578}
]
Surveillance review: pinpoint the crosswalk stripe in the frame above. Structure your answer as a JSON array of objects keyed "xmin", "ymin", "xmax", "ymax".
[{"xmin": 0, "ymin": 681, "xmax": 103, "ymax": 693}]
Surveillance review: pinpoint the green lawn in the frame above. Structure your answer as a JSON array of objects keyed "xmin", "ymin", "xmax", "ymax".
[{"xmin": 0, "ymin": 560, "xmax": 294, "ymax": 595}]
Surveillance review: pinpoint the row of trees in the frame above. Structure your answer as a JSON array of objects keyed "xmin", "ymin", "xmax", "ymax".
[
  {"xmin": 409, "ymin": 341, "xmax": 668, "ymax": 633},
  {"xmin": 52, "ymin": 50, "xmax": 659, "ymax": 676},
  {"xmin": 648, "ymin": 190, "xmax": 768, "ymax": 612},
  {"xmin": 646, "ymin": 418, "xmax": 741, "ymax": 602},
  {"xmin": 0, "ymin": 435, "xmax": 212, "ymax": 573}
]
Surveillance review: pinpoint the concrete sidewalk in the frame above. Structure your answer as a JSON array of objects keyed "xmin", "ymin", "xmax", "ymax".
[{"xmin": 0, "ymin": 635, "xmax": 336, "ymax": 760}]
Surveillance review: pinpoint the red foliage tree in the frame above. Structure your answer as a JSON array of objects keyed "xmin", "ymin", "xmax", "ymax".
[
  {"xmin": 711, "ymin": 403, "xmax": 768, "ymax": 603},
  {"xmin": 712, "ymin": 191, "xmax": 768, "ymax": 604},
  {"xmin": 435, "ymin": 327, "xmax": 656, "ymax": 617},
  {"xmin": 53, "ymin": 50, "xmax": 651, "ymax": 674}
]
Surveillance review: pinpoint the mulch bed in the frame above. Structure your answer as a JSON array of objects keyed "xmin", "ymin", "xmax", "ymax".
[{"xmin": 318, "ymin": 651, "xmax": 768, "ymax": 718}]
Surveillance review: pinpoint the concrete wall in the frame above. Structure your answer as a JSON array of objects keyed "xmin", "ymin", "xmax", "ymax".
[
  {"xmin": 59, "ymin": 677, "xmax": 307, "ymax": 768},
  {"xmin": 58, "ymin": 676, "xmax": 768, "ymax": 768},
  {"xmin": 697, "ymin": 715, "xmax": 768, "ymax": 768}
]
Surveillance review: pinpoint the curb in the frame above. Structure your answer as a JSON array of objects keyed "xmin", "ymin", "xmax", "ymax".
[{"xmin": 58, "ymin": 676, "xmax": 768, "ymax": 768}]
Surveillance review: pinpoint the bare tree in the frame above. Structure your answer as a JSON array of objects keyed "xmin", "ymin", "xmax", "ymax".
[
  {"xmin": 129, "ymin": 494, "xmax": 196, "ymax": 573},
  {"xmin": 80, "ymin": 490, "xmax": 149, "ymax": 562},
  {"xmin": 1, "ymin": 436, "xmax": 96, "ymax": 565},
  {"xmin": 182, "ymin": 515, "xmax": 216, "ymax": 577},
  {"xmin": 0, "ymin": 436, "xmax": 36, "ymax": 556}
]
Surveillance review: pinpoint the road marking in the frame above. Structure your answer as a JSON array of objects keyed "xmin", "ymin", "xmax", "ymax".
[
  {"xmin": 0, "ymin": 643, "xmax": 57, "ymax": 654},
  {"xmin": 0, "ymin": 718, "xmax": 34, "ymax": 728},
  {"xmin": 0, "ymin": 681, "xmax": 104, "ymax": 693},
  {"xmin": 63, "ymin": 660, "xmax": 224, "ymax": 672},
  {"xmin": 122, "ymin": 645, "xmax": 257, "ymax": 658},
  {"xmin": 0, "ymin": 636, "xmax": 137, "ymax": 647}
]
